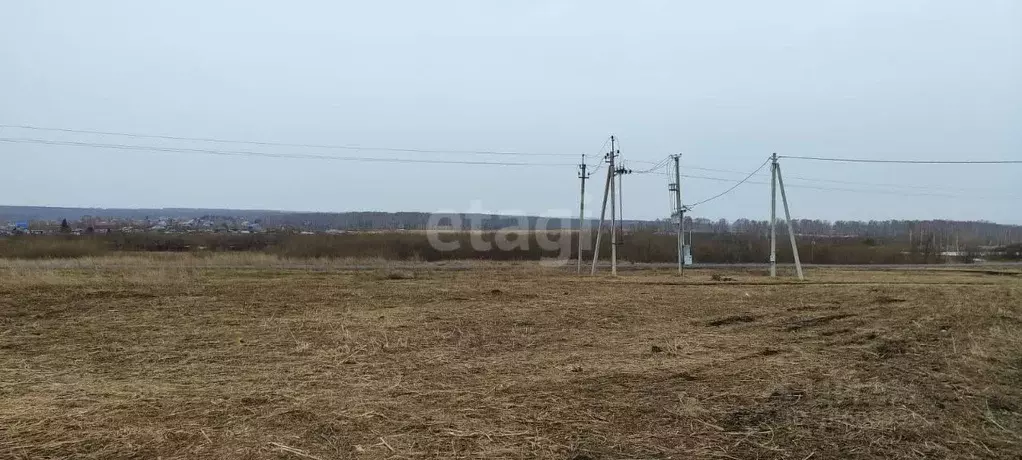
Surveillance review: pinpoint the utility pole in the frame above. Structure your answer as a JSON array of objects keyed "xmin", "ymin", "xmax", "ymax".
[
  {"xmin": 775, "ymin": 159, "xmax": 804, "ymax": 280},
  {"xmin": 770, "ymin": 153, "xmax": 778, "ymax": 277},
  {"xmin": 590, "ymin": 136, "xmax": 616, "ymax": 275},
  {"xmin": 609, "ymin": 136, "xmax": 618, "ymax": 276},
  {"xmin": 577, "ymin": 156, "xmax": 589, "ymax": 274},
  {"xmin": 618, "ymin": 159, "xmax": 624, "ymax": 249},
  {"xmin": 615, "ymin": 157, "xmax": 632, "ymax": 267},
  {"xmin": 669, "ymin": 154, "xmax": 685, "ymax": 273},
  {"xmin": 680, "ymin": 207, "xmax": 689, "ymax": 274}
]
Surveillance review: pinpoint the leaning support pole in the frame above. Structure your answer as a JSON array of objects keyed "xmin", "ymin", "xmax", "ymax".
[
  {"xmin": 770, "ymin": 153, "xmax": 778, "ymax": 277},
  {"xmin": 775, "ymin": 162, "xmax": 804, "ymax": 280},
  {"xmin": 590, "ymin": 152, "xmax": 614, "ymax": 275}
]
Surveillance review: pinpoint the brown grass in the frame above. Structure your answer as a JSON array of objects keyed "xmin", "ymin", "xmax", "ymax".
[{"xmin": 0, "ymin": 256, "xmax": 1020, "ymax": 459}]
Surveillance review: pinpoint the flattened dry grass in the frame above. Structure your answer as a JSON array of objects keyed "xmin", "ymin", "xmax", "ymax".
[{"xmin": 0, "ymin": 257, "xmax": 1020, "ymax": 459}]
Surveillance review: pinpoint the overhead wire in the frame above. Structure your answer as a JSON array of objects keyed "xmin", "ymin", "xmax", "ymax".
[
  {"xmin": 630, "ymin": 157, "xmax": 673, "ymax": 167},
  {"xmin": 685, "ymin": 157, "xmax": 772, "ymax": 208},
  {"xmin": 0, "ymin": 123, "xmax": 575, "ymax": 158},
  {"xmin": 779, "ymin": 155, "xmax": 1022, "ymax": 165},
  {"xmin": 682, "ymin": 164, "xmax": 1021, "ymax": 194},
  {"xmin": 679, "ymin": 173, "xmax": 1022, "ymax": 199},
  {"xmin": 0, "ymin": 137, "xmax": 578, "ymax": 167},
  {"xmin": 632, "ymin": 155, "xmax": 672, "ymax": 174},
  {"xmin": 8, "ymin": 121, "xmax": 1018, "ymax": 209},
  {"xmin": 586, "ymin": 137, "xmax": 612, "ymax": 172}
]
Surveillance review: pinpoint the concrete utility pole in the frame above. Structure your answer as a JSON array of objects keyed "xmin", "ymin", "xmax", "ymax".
[
  {"xmin": 770, "ymin": 153, "xmax": 778, "ymax": 277},
  {"xmin": 590, "ymin": 137, "xmax": 615, "ymax": 275},
  {"xmin": 614, "ymin": 156, "xmax": 633, "ymax": 268},
  {"xmin": 775, "ymin": 160, "xmax": 804, "ymax": 280},
  {"xmin": 669, "ymin": 154, "xmax": 684, "ymax": 273},
  {"xmin": 679, "ymin": 208, "xmax": 688, "ymax": 275},
  {"xmin": 618, "ymin": 158, "xmax": 624, "ymax": 250},
  {"xmin": 577, "ymin": 156, "xmax": 589, "ymax": 274},
  {"xmin": 609, "ymin": 136, "xmax": 618, "ymax": 276}
]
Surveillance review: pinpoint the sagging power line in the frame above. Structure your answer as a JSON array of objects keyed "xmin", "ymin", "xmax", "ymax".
[
  {"xmin": 686, "ymin": 157, "xmax": 772, "ymax": 208},
  {"xmin": 585, "ymin": 137, "xmax": 613, "ymax": 171},
  {"xmin": 779, "ymin": 155, "xmax": 1022, "ymax": 165},
  {"xmin": 632, "ymin": 156, "xmax": 672, "ymax": 174},
  {"xmin": 681, "ymin": 173, "xmax": 1020, "ymax": 200},
  {"xmin": 0, "ymin": 123, "xmax": 576, "ymax": 158},
  {"xmin": 682, "ymin": 164, "xmax": 1016, "ymax": 194},
  {"xmin": 0, "ymin": 137, "xmax": 578, "ymax": 167}
]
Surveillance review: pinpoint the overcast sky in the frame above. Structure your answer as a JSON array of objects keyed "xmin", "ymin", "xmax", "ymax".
[{"xmin": 2, "ymin": 1, "xmax": 1020, "ymax": 223}]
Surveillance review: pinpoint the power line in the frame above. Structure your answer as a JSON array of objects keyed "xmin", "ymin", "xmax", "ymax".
[
  {"xmin": 686, "ymin": 157, "xmax": 772, "ymax": 208},
  {"xmin": 0, "ymin": 137, "xmax": 577, "ymax": 167},
  {"xmin": 587, "ymin": 137, "xmax": 612, "ymax": 171},
  {"xmin": 779, "ymin": 155, "xmax": 1022, "ymax": 165},
  {"xmin": 680, "ymin": 173, "xmax": 1021, "ymax": 199},
  {"xmin": 631, "ymin": 157, "xmax": 676, "ymax": 167},
  {"xmin": 632, "ymin": 155, "xmax": 672, "ymax": 174},
  {"xmin": 0, "ymin": 123, "xmax": 575, "ymax": 158},
  {"xmin": 682, "ymin": 164, "xmax": 1016, "ymax": 194}
]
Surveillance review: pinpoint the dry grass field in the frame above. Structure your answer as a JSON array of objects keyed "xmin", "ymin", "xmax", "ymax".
[{"xmin": 1, "ymin": 255, "xmax": 1021, "ymax": 459}]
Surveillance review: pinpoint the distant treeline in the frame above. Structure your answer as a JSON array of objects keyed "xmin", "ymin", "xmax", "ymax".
[
  {"xmin": 1, "ymin": 232, "xmax": 1018, "ymax": 263},
  {"xmin": 708, "ymin": 218, "xmax": 1020, "ymax": 247},
  {"xmin": 3, "ymin": 206, "xmax": 1020, "ymax": 246}
]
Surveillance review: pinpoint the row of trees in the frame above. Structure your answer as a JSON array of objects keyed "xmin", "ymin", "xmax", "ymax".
[
  {"xmin": 256, "ymin": 213, "xmax": 1021, "ymax": 247},
  {"xmin": 23, "ymin": 211, "xmax": 1022, "ymax": 248},
  {"xmin": 3, "ymin": 230, "xmax": 1015, "ymax": 263},
  {"xmin": 674, "ymin": 218, "xmax": 1019, "ymax": 247}
]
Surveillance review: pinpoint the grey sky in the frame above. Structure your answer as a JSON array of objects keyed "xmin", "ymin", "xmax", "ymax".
[{"xmin": 2, "ymin": 1, "xmax": 1020, "ymax": 223}]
